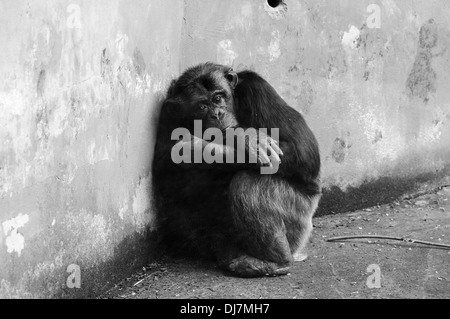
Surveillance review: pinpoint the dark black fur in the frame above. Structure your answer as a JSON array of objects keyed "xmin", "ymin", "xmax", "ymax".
[
  {"xmin": 152, "ymin": 63, "xmax": 321, "ymax": 277},
  {"xmin": 234, "ymin": 71, "xmax": 321, "ymax": 195}
]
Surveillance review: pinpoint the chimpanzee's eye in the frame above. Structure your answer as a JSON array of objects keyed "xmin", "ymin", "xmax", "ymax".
[
  {"xmin": 199, "ymin": 105, "xmax": 207, "ymax": 111},
  {"xmin": 212, "ymin": 95, "xmax": 223, "ymax": 104}
]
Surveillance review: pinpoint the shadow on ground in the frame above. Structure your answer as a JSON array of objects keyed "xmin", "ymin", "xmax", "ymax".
[{"xmin": 101, "ymin": 187, "xmax": 450, "ymax": 299}]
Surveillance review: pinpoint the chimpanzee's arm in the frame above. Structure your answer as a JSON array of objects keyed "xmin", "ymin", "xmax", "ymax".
[{"xmin": 173, "ymin": 133, "xmax": 282, "ymax": 171}]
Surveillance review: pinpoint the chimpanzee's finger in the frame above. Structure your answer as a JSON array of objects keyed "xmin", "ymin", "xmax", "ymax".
[
  {"xmin": 268, "ymin": 147, "xmax": 281, "ymax": 164},
  {"xmin": 269, "ymin": 139, "xmax": 283, "ymax": 156},
  {"xmin": 258, "ymin": 150, "xmax": 271, "ymax": 165}
]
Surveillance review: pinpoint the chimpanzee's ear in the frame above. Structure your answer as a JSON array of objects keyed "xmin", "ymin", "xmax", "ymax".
[
  {"xmin": 161, "ymin": 98, "xmax": 182, "ymax": 119},
  {"xmin": 225, "ymin": 69, "xmax": 239, "ymax": 89}
]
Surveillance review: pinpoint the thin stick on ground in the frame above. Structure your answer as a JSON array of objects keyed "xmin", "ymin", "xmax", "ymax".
[
  {"xmin": 326, "ymin": 235, "xmax": 450, "ymax": 250},
  {"xmin": 133, "ymin": 270, "xmax": 163, "ymax": 287}
]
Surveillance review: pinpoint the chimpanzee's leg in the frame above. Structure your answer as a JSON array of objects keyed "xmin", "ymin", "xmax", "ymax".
[{"xmin": 220, "ymin": 171, "xmax": 301, "ymax": 277}]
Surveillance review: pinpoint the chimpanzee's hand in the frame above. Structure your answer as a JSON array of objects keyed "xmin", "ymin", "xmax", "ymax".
[
  {"xmin": 257, "ymin": 131, "xmax": 283, "ymax": 168},
  {"xmin": 243, "ymin": 130, "xmax": 283, "ymax": 168}
]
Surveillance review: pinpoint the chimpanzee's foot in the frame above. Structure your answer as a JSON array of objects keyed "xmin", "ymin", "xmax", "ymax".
[
  {"xmin": 292, "ymin": 250, "xmax": 308, "ymax": 262},
  {"xmin": 226, "ymin": 255, "xmax": 290, "ymax": 277}
]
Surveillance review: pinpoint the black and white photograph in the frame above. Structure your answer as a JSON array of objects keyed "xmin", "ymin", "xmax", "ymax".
[{"xmin": 0, "ymin": 0, "xmax": 449, "ymax": 305}]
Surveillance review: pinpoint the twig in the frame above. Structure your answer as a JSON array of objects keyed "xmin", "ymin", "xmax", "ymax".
[
  {"xmin": 327, "ymin": 235, "xmax": 450, "ymax": 250},
  {"xmin": 133, "ymin": 270, "xmax": 162, "ymax": 287}
]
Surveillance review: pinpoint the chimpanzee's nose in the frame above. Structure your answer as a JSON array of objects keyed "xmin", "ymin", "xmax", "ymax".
[{"xmin": 211, "ymin": 108, "xmax": 225, "ymax": 120}]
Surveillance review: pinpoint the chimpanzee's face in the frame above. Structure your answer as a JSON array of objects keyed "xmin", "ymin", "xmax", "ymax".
[
  {"xmin": 163, "ymin": 66, "xmax": 237, "ymax": 135},
  {"xmin": 181, "ymin": 69, "xmax": 238, "ymax": 132}
]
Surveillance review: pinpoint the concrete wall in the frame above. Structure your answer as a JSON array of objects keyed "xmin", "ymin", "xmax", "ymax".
[
  {"xmin": 181, "ymin": 0, "xmax": 450, "ymax": 213},
  {"xmin": 1, "ymin": 0, "xmax": 450, "ymax": 297},
  {"xmin": 0, "ymin": 0, "xmax": 183, "ymax": 298}
]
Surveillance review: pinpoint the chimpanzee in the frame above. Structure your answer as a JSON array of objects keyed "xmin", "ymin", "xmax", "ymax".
[{"xmin": 152, "ymin": 62, "xmax": 321, "ymax": 277}]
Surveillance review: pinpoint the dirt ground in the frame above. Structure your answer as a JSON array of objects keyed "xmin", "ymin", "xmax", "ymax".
[{"xmin": 101, "ymin": 187, "xmax": 450, "ymax": 299}]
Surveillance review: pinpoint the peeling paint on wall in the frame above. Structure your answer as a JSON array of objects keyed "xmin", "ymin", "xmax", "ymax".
[
  {"xmin": 217, "ymin": 40, "xmax": 238, "ymax": 66},
  {"xmin": 131, "ymin": 175, "xmax": 153, "ymax": 231},
  {"xmin": 2, "ymin": 214, "xmax": 29, "ymax": 256},
  {"xmin": 268, "ymin": 31, "xmax": 281, "ymax": 61},
  {"xmin": 342, "ymin": 25, "xmax": 361, "ymax": 50},
  {"xmin": 406, "ymin": 19, "xmax": 438, "ymax": 103},
  {"xmin": 382, "ymin": 0, "xmax": 401, "ymax": 16}
]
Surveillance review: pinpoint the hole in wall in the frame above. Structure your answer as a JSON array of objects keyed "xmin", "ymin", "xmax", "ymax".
[
  {"xmin": 264, "ymin": 0, "xmax": 287, "ymax": 20},
  {"xmin": 267, "ymin": 0, "xmax": 282, "ymax": 8}
]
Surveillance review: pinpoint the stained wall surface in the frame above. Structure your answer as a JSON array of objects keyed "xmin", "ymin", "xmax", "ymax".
[
  {"xmin": 0, "ymin": 0, "xmax": 183, "ymax": 298},
  {"xmin": 1, "ymin": 0, "xmax": 450, "ymax": 297}
]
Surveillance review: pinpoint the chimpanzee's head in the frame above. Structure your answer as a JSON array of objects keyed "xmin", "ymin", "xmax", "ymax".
[{"xmin": 163, "ymin": 62, "xmax": 239, "ymax": 133}]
